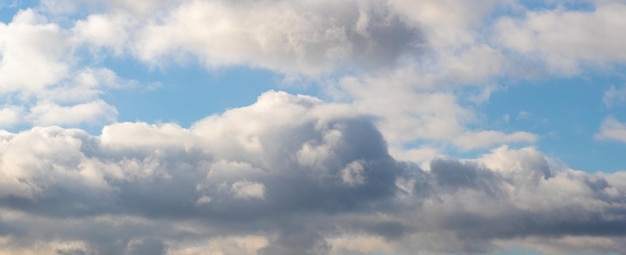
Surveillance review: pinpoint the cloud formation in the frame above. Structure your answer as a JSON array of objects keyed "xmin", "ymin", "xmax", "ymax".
[
  {"xmin": 0, "ymin": 91, "xmax": 625, "ymax": 254},
  {"xmin": 0, "ymin": 10, "xmax": 128, "ymax": 128},
  {"xmin": 2, "ymin": 0, "xmax": 626, "ymax": 254},
  {"xmin": 61, "ymin": 0, "xmax": 422, "ymax": 75}
]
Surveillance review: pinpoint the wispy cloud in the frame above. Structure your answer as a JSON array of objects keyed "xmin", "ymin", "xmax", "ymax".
[{"xmin": 596, "ymin": 116, "xmax": 626, "ymax": 143}]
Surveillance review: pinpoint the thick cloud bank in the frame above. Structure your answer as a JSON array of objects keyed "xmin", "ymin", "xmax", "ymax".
[{"xmin": 0, "ymin": 91, "xmax": 625, "ymax": 254}]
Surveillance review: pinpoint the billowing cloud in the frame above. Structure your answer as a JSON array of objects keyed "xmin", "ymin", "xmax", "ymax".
[
  {"xmin": 0, "ymin": 91, "xmax": 625, "ymax": 254},
  {"xmin": 0, "ymin": 10, "xmax": 132, "ymax": 127},
  {"xmin": 2, "ymin": 0, "xmax": 626, "ymax": 254},
  {"xmin": 0, "ymin": 9, "xmax": 69, "ymax": 95},
  {"xmin": 11, "ymin": 0, "xmax": 533, "ymax": 155}
]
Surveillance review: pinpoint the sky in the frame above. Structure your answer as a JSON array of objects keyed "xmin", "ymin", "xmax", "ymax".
[{"xmin": 1, "ymin": 0, "xmax": 626, "ymax": 254}]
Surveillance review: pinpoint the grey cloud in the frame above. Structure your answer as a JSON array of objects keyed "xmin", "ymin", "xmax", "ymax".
[
  {"xmin": 57, "ymin": 248, "xmax": 90, "ymax": 255},
  {"xmin": 258, "ymin": 226, "xmax": 330, "ymax": 255},
  {"xmin": 127, "ymin": 238, "xmax": 168, "ymax": 255},
  {"xmin": 430, "ymin": 158, "xmax": 503, "ymax": 196},
  {"xmin": 0, "ymin": 91, "xmax": 625, "ymax": 254},
  {"xmin": 0, "ymin": 91, "xmax": 411, "ymax": 254}
]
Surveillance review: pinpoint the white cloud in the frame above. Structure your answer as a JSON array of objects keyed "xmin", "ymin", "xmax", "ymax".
[
  {"xmin": 0, "ymin": 10, "xmax": 145, "ymax": 128},
  {"xmin": 72, "ymin": 13, "xmax": 134, "ymax": 55},
  {"xmin": 340, "ymin": 160, "xmax": 366, "ymax": 186},
  {"xmin": 335, "ymin": 71, "xmax": 537, "ymax": 153},
  {"xmin": 55, "ymin": 0, "xmax": 421, "ymax": 75},
  {"xmin": 100, "ymin": 121, "xmax": 193, "ymax": 150},
  {"xmin": 0, "ymin": 9, "xmax": 69, "ymax": 95},
  {"xmin": 387, "ymin": 0, "xmax": 506, "ymax": 49},
  {"xmin": 595, "ymin": 116, "xmax": 626, "ymax": 143},
  {"xmin": 231, "ymin": 181, "xmax": 266, "ymax": 200},
  {"xmin": 2, "ymin": 1, "xmax": 626, "ymax": 254},
  {"xmin": 495, "ymin": 2, "xmax": 626, "ymax": 73},
  {"xmin": 28, "ymin": 100, "xmax": 118, "ymax": 126},
  {"xmin": 134, "ymin": 0, "xmax": 419, "ymax": 74},
  {"xmin": 0, "ymin": 105, "xmax": 23, "ymax": 127}
]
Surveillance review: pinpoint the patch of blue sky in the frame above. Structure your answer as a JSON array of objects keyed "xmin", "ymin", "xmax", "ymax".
[
  {"xmin": 99, "ymin": 56, "xmax": 320, "ymax": 128},
  {"xmin": 0, "ymin": 0, "xmax": 38, "ymax": 23},
  {"xmin": 480, "ymin": 67, "xmax": 626, "ymax": 172},
  {"xmin": 485, "ymin": 0, "xmax": 596, "ymax": 27},
  {"xmin": 516, "ymin": 0, "xmax": 596, "ymax": 12}
]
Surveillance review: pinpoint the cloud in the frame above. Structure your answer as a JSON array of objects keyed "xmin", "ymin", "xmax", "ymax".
[
  {"xmin": 24, "ymin": 0, "xmax": 533, "ymax": 154},
  {"xmin": 494, "ymin": 1, "xmax": 626, "ymax": 73},
  {"xmin": 60, "ymin": 0, "xmax": 422, "ymax": 75},
  {"xmin": 134, "ymin": 0, "xmax": 420, "ymax": 74},
  {"xmin": 0, "ymin": 10, "xmax": 142, "ymax": 128},
  {"xmin": 387, "ymin": 0, "xmax": 507, "ymax": 49},
  {"xmin": 28, "ymin": 100, "xmax": 118, "ymax": 126},
  {"xmin": 0, "ymin": 90, "xmax": 404, "ymax": 253},
  {"xmin": 3, "ymin": 1, "xmax": 626, "ymax": 254},
  {"xmin": 596, "ymin": 116, "xmax": 626, "ymax": 143},
  {"xmin": 0, "ymin": 106, "xmax": 23, "ymax": 128},
  {"xmin": 335, "ymin": 72, "xmax": 537, "ymax": 154},
  {"xmin": 0, "ymin": 91, "xmax": 625, "ymax": 254},
  {"xmin": 0, "ymin": 9, "xmax": 69, "ymax": 95},
  {"xmin": 231, "ymin": 181, "xmax": 266, "ymax": 200},
  {"xmin": 126, "ymin": 238, "xmax": 168, "ymax": 255}
]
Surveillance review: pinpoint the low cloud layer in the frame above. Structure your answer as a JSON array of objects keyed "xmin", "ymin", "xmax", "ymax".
[{"xmin": 0, "ymin": 91, "xmax": 625, "ymax": 254}]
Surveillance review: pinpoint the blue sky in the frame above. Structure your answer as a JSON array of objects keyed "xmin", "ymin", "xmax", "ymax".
[{"xmin": 1, "ymin": 0, "xmax": 626, "ymax": 254}]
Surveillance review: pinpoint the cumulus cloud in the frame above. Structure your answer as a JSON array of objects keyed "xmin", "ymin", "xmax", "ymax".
[
  {"xmin": 335, "ymin": 72, "xmax": 537, "ymax": 154},
  {"xmin": 0, "ymin": 10, "xmax": 139, "ymax": 127},
  {"xmin": 0, "ymin": 9, "xmax": 69, "ymax": 94},
  {"xmin": 0, "ymin": 91, "xmax": 625, "ymax": 254},
  {"xmin": 3, "ymin": 0, "xmax": 626, "ymax": 254},
  {"xmin": 12, "ymin": 0, "xmax": 531, "ymax": 154},
  {"xmin": 0, "ymin": 105, "xmax": 23, "ymax": 127}
]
